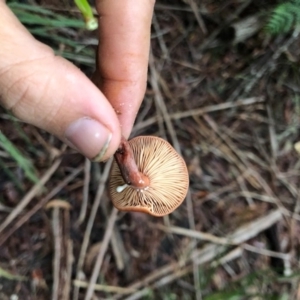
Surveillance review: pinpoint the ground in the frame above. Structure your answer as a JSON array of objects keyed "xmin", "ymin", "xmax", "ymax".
[{"xmin": 1, "ymin": 0, "xmax": 300, "ymax": 299}]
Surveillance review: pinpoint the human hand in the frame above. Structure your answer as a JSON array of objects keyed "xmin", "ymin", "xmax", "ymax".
[{"xmin": 0, "ymin": 0, "xmax": 154, "ymax": 161}]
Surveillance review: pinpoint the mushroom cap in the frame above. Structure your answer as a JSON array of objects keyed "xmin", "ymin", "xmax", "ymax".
[{"xmin": 109, "ymin": 136, "xmax": 189, "ymax": 217}]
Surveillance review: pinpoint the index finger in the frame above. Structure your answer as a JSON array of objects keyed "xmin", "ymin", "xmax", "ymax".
[{"xmin": 94, "ymin": 0, "xmax": 155, "ymax": 138}]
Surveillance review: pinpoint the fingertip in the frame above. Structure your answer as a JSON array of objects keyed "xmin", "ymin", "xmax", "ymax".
[
  {"xmin": 95, "ymin": 0, "xmax": 154, "ymax": 138},
  {"xmin": 0, "ymin": 2, "xmax": 123, "ymax": 162},
  {"xmin": 64, "ymin": 117, "xmax": 121, "ymax": 162}
]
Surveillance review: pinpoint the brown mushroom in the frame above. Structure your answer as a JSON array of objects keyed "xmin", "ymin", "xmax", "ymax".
[{"xmin": 109, "ymin": 136, "xmax": 189, "ymax": 217}]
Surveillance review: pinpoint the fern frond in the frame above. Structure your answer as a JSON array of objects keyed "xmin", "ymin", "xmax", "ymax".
[{"xmin": 265, "ymin": 1, "xmax": 300, "ymax": 35}]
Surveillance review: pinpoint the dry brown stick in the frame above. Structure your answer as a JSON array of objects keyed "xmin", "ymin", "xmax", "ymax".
[
  {"xmin": 63, "ymin": 239, "xmax": 73, "ymax": 299},
  {"xmin": 84, "ymin": 207, "xmax": 118, "ymax": 300},
  {"xmin": 110, "ymin": 229, "xmax": 126, "ymax": 271},
  {"xmin": 31, "ymin": 128, "xmax": 61, "ymax": 159},
  {"xmin": 170, "ymin": 97, "xmax": 265, "ymax": 120},
  {"xmin": 133, "ymin": 96, "xmax": 265, "ymax": 132},
  {"xmin": 266, "ymin": 99, "xmax": 300, "ymax": 260},
  {"xmin": 77, "ymin": 158, "xmax": 91, "ymax": 224},
  {"xmin": 123, "ymin": 265, "xmax": 194, "ymax": 300},
  {"xmin": 230, "ymin": 14, "xmax": 265, "ymax": 44},
  {"xmin": 100, "ymin": 199, "xmax": 127, "ymax": 272},
  {"xmin": 118, "ymin": 238, "xmax": 291, "ymax": 300},
  {"xmin": 192, "ymin": 116, "xmax": 261, "ymax": 195},
  {"xmin": 0, "ymin": 158, "xmax": 61, "ymax": 233},
  {"xmin": 73, "ymin": 159, "xmax": 113, "ymax": 300},
  {"xmin": 184, "ymin": 190, "xmax": 202, "ymax": 300},
  {"xmin": 242, "ymin": 243, "xmax": 290, "ymax": 260},
  {"xmin": 114, "ymin": 209, "xmax": 282, "ymax": 300},
  {"xmin": 232, "ymin": 167, "xmax": 255, "ymax": 207},
  {"xmin": 243, "ymin": 168, "xmax": 300, "ymax": 221},
  {"xmin": 149, "ymin": 50, "xmax": 184, "ymax": 154},
  {"xmin": 112, "ymin": 263, "xmax": 182, "ymax": 300},
  {"xmin": 46, "ymin": 200, "xmax": 72, "ymax": 300},
  {"xmin": 228, "ymin": 210, "xmax": 282, "ymax": 243},
  {"xmin": 200, "ymin": 179, "xmax": 238, "ymax": 203},
  {"xmin": 155, "ymin": 223, "xmax": 233, "ymax": 245},
  {"xmin": 0, "ymin": 166, "xmax": 83, "ymax": 246},
  {"xmin": 183, "ymin": 0, "xmax": 207, "ymax": 34},
  {"xmin": 152, "ymin": 13, "xmax": 170, "ymax": 60},
  {"xmin": 202, "ymin": 114, "xmax": 261, "ymax": 189},
  {"xmin": 149, "ymin": 51, "xmax": 202, "ymax": 299},
  {"xmin": 73, "ymin": 280, "xmax": 136, "ymax": 294},
  {"xmin": 51, "ymin": 206, "xmax": 61, "ymax": 300},
  {"xmin": 266, "ymin": 104, "xmax": 278, "ymax": 161},
  {"xmin": 211, "ymin": 247, "xmax": 243, "ymax": 268},
  {"xmin": 63, "ymin": 203, "xmax": 73, "ymax": 300}
]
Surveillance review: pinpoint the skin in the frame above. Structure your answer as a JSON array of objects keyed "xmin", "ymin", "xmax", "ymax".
[{"xmin": 0, "ymin": 0, "xmax": 155, "ymax": 160}]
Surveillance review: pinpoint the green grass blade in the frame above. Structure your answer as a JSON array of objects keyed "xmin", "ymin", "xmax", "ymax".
[
  {"xmin": 0, "ymin": 156, "xmax": 24, "ymax": 191},
  {"xmin": 74, "ymin": 0, "xmax": 98, "ymax": 30},
  {"xmin": 0, "ymin": 266, "xmax": 27, "ymax": 281},
  {"xmin": 0, "ymin": 132, "xmax": 39, "ymax": 185},
  {"xmin": 8, "ymin": 2, "xmax": 86, "ymax": 28}
]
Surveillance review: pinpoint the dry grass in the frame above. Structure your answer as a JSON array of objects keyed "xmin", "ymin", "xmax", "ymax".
[{"xmin": 1, "ymin": 0, "xmax": 300, "ymax": 299}]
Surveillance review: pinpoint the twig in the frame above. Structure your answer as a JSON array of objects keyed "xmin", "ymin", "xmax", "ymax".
[
  {"xmin": 183, "ymin": 0, "xmax": 207, "ymax": 34},
  {"xmin": 114, "ymin": 210, "xmax": 282, "ymax": 300},
  {"xmin": 149, "ymin": 51, "xmax": 181, "ymax": 153},
  {"xmin": 46, "ymin": 199, "xmax": 72, "ymax": 300},
  {"xmin": 150, "ymin": 51, "xmax": 202, "ymax": 299},
  {"xmin": 242, "ymin": 243, "xmax": 290, "ymax": 260},
  {"xmin": 63, "ymin": 239, "xmax": 73, "ymax": 299},
  {"xmin": 0, "ymin": 158, "xmax": 61, "ymax": 233},
  {"xmin": 100, "ymin": 200, "xmax": 127, "ymax": 272},
  {"xmin": 228, "ymin": 210, "xmax": 282, "ymax": 244},
  {"xmin": 193, "ymin": 115, "xmax": 260, "ymax": 190},
  {"xmin": 84, "ymin": 207, "xmax": 118, "ymax": 300},
  {"xmin": 73, "ymin": 280, "xmax": 136, "ymax": 294},
  {"xmin": 152, "ymin": 13, "xmax": 170, "ymax": 60},
  {"xmin": 185, "ymin": 190, "xmax": 202, "ymax": 300},
  {"xmin": 133, "ymin": 96, "xmax": 265, "ymax": 132},
  {"xmin": 155, "ymin": 223, "xmax": 233, "ymax": 245},
  {"xmin": 77, "ymin": 158, "xmax": 91, "ymax": 224},
  {"xmin": 110, "ymin": 229, "xmax": 126, "ymax": 271},
  {"xmin": 211, "ymin": 247, "xmax": 243, "ymax": 268},
  {"xmin": 51, "ymin": 207, "xmax": 61, "ymax": 300},
  {"xmin": 0, "ymin": 166, "xmax": 83, "ymax": 246},
  {"xmin": 73, "ymin": 159, "xmax": 113, "ymax": 300},
  {"xmin": 232, "ymin": 167, "xmax": 255, "ymax": 207}
]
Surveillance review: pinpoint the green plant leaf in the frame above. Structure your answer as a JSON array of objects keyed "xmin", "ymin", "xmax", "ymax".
[
  {"xmin": 74, "ymin": 0, "xmax": 98, "ymax": 30},
  {"xmin": 0, "ymin": 131, "xmax": 39, "ymax": 185},
  {"xmin": 8, "ymin": 2, "xmax": 85, "ymax": 28},
  {"xmin": 265, "ymin": 1, "xmax": 300, "ymax": 35},
  {"xmin": 0, "ymin": 266, "xmax": 26, "ymax": 281}
]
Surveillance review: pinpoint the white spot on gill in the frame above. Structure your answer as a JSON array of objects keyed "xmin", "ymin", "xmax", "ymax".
[{"xmin": 116, "ymin": 184, "xmax": 128, "ymax": 193}]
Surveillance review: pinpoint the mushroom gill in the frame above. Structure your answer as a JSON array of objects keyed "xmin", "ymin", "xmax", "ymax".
[{"xmin": 109, "ymin": 136, "xmax": 189, "ymax": 217}]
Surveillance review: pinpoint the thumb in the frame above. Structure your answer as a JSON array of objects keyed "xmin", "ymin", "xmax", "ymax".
[{"xmin": 0, "ymin": 3, "xmax": 121, "ymax": 161}]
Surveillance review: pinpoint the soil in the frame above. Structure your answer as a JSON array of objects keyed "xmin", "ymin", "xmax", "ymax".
[{"xmin": 1, "ymin": 0, "xmax": 300, "ymax": 299}]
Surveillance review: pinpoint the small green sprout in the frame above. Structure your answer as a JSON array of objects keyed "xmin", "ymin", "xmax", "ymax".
[{"xmin": 74, "ymin": 0, "xmax": 98, "ymax": 31}]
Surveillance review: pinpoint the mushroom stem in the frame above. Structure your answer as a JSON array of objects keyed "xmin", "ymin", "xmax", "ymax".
[{"xmin": 114, "ymin": 137, "xmax": 150, "ymax": 189}]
